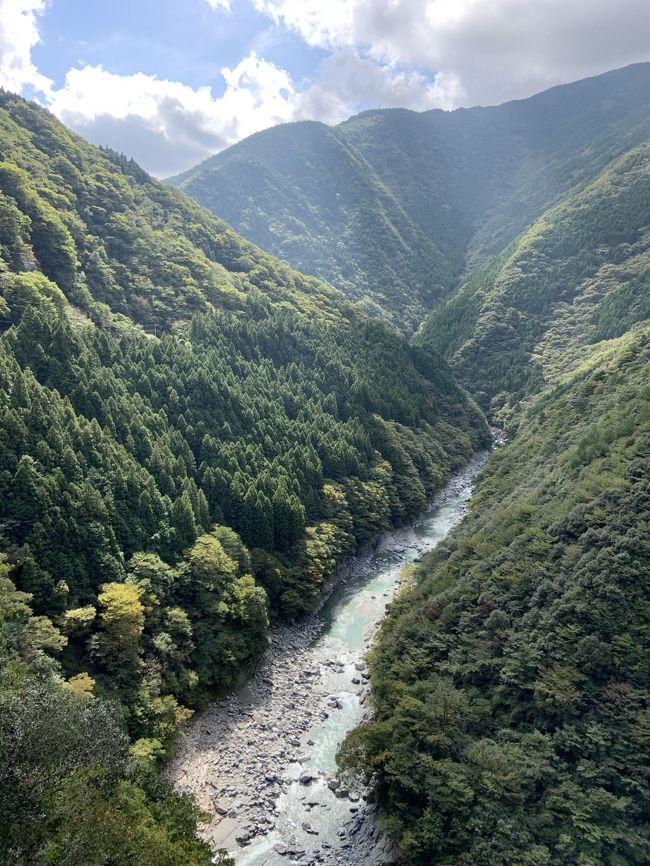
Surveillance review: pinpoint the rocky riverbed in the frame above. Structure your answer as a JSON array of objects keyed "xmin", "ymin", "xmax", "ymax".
[{"xmin": 168, "ymin": 454, "xmax": 487, "ymax": 866}]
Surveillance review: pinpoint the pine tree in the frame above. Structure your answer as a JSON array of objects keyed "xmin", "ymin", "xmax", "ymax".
[{"xmin": 172, "ymin": 492, "xmax": 197, "ymax": 552}]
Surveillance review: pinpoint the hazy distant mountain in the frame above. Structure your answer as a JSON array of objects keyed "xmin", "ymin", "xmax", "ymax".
[{"xmin": 169, "ymin": 63, "xmax": 650, "ymax": 333}]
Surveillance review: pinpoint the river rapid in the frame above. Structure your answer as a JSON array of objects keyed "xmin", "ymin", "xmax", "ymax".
[{"xmin": 169, "ymin": 452, "xmax": 488, "ymax": 866}]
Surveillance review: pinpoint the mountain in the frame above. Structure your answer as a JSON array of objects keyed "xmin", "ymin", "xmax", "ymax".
[
  {"xmin": 170, "ymin": 120, "xmax": 451, "ymax": 331},
  {"xmin": 334, "ymin": 68, "xmax": 650, "ymax": 866},
  {"xmin": 168, "ymin": 63, "xmax": 650, "ymax": 333},
  {"xmin": 0, "ymin": 91, "xmax": 487, "ymax": 865},
  {"xmin": 3, "ymin": 60, "xmax": 650, "ymax": 866}
]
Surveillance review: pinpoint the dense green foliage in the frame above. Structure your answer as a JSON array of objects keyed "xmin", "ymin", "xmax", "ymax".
[
  {"xmin": 4, "ymin": 61, "xmax": 650, "ymax": 866},
  {"xmin": 0, "ymin": 91, "xmax": 487, "ymax": 864},
  {"xmin": 342, "ymin": 326, "xmax": 650, "ymax": 864},
  {"xmin": 171, "ymin": 121, "xmax": 450, "ymax": 331},
  {"xmin": 0, "ymin": 554, "xmax": 225, "ymax": 866},
  {"xmin": 339, "ymin": 106, "xmax": 650, "ymax": 859},
  {"xmin": 170, "ymin": 63, "xmax": 650, "ymax": 333},
  {"xmin": 418, "ymin": 139, "xmax": 650, "ymax": 412}
]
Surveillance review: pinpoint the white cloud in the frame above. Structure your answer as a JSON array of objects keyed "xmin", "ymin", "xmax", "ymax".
[
  {"xmin": 252, "ymin": 0, "xmax": 650, "ymax": 105},
  {"xmin": 47, "ymin": 54, "xmax": 307, "ymax": 176},
  {"xmin": 0, "ymin": 0, "xmax": 450, "ymax": 178},
  {"xmin": 303, "ymin": 50, "xmax": 465, "ymax": 116},
  {"xmin": 203, "ymin": 0, "xmax": 231, "ymax": 10},
  {"xmin": 253, "ymin": 0, "xmax": 353, "ymax": 49},
  {"xmin": 0, "ymin": 0, "xmax": 53, "ymax": 94}
]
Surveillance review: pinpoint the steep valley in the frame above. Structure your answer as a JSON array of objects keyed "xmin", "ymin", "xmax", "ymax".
[
  {"xmin": 1, "ymin": 60, "xmax": 649, "ymax": 866},
  {"xmin": 168, "ymin": 456, "xmax": 487, "ymax": 865},
  {"xmin": 172, "ymin": 61, "xmax": 650, "ymax": 866},
  {"xmin": 169, "ymin": 63, "xmax": 650, "ymax": 336}
]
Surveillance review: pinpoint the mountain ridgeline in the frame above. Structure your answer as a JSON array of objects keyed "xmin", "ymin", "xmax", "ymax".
[
  {"xmin": 169, "ymin": 63, "xmax": 650, "ymax": 335},
  {"xmin": 0, "ymin": 91, "xmax": 487, "ymax": 865}
]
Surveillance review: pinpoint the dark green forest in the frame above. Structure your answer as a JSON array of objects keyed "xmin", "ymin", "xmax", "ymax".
[
  {"xmin": 334, "ymin": 66, "xmax": 650, "ymax": 866},
  {"xmin": 0, "ymin": 90, "xmax": 486, "ymax": 865}
]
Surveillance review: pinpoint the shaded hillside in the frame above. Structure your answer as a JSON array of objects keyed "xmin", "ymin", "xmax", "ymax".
[
  {"xmin": 169, "ymin": 63, "xmax": 650, "ymax": 333},
  {"xmin": 171, "ymin": 120, "xmax": 450, "ymax": 330},
  {"xmin": 418, "ymin": 139, "xmax": 650, "ymax": 412}
]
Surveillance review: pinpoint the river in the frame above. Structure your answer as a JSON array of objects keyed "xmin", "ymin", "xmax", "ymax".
[{"xmin": 169, "ymin": 452, "xmax": 487, "ymax": 866}]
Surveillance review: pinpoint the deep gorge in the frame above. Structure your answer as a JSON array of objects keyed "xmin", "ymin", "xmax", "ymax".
[{"xmin": 1, "ymin": 60, "xmax": 649, "ymax": 866}]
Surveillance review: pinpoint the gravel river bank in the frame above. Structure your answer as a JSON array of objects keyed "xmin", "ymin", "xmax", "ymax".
[{"xmin": 168, "ymin": 453, "xmax": 488, "ymax": 866}]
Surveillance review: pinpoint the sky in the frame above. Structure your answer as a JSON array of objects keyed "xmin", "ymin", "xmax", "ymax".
[{"xmin": 1, "ymin": 0, "xmax": 649, "ymax": 178}]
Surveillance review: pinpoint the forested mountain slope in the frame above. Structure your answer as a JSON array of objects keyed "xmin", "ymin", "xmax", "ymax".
[
  {"xmin": 169, "ymin": 63, "xmax": 650, "ymax": 332},
  {"xmin": 170, "ymin": 121, "xmax": 449, "ymax": 330},
  {"xmin": 337, "ymin": 69, "xmax": 650, "ymax": 866},
  {"xmin": 418, "ymin": 137, "xmax": 650, "ymax": 412},
  {"xmin": 0, "ymin": 92, "xmax": 487, "ymax": 865},
  {"xmin": 343, "ymin": 322, "xmax": 650, "ymax": 865}
]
